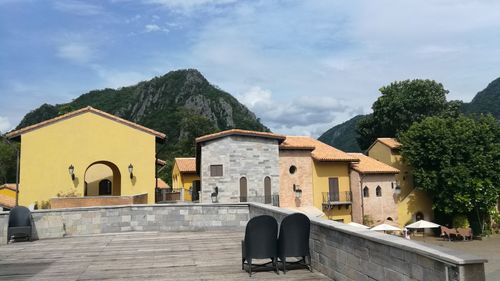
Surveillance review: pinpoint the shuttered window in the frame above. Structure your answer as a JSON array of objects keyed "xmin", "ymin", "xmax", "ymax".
[{"xmin": 210, "ymin": 165, "xmax": 223, "ymax": 177}]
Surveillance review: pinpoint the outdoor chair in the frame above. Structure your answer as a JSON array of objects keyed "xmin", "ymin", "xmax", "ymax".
[
  {"xmin": 457, "ymin": 228, "xmax": 473, "ymax": 241},
  {"xmin": 278, "ymin": 213, "xmax": 312, "ymax": 274},
  {"xmin": 440, "ymin": 226, "xmax": 458, "ymax": 241},
  {"xmin": 241, "ymin": 215, "xmax": 279, "ymax": 276},
  {"xmin": 7, "ymin": 206, "xmax": 33, "ymax": 243}
]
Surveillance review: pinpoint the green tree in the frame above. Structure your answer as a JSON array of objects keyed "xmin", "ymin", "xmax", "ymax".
[
  {"xmin": 0, "ymin": 135, "xmax": 18, "ymax": 184},
  {"xmin": 356, "ymin": 79, "xmax": 457, "ymax": 150},
  {"xmin": 400, "ymin": 114, "xmax": 500, "ymax": 235}
]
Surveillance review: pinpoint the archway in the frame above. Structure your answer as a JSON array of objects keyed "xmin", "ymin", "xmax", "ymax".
[{"xmin": 84, "ymin": 161, "xmax": 121, "ymax": 196}]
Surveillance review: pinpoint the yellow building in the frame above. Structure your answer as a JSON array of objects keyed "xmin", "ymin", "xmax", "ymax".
[
  {"xmin": 367, "ymin": 138, "xmax": 434, "ymax": 227},
  {"xmin": 6, "ymin": 106, "xmax": 166, "ymax": 207},
  {"xmin": 172, "ymin": 158, "xmax": 200, "ymax": 202},
  {"xmin": 0, "ymin": 183, "xmax": 16, "ymax": 210},
  {"xmin": 280, "ymin": 137, "xmax": 359, "ymax": 223}
]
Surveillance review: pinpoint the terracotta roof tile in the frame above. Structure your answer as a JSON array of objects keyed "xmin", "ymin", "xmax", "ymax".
[
  {"xmin": 156, "ymin": 178, "xmax": 170, "ymax": 189},
  {"xmin": 377, "ymin": 138, "xmax": 401, "ymax": 149},
  {"xmin": 348, "ymin": 153, "xmax": 399, "ymax": 174},
  {"xmin": 6, "ymin": 106, "xmax": 166, "ymax": 139},
  {"xmin": 0, "ymin": 183, "xmax": 17, "ymax": 191},
  {"xmin": 175, "ymin": 158, "xmax": 197, "ymax": 173},
  {"xmin": 0, "ymin": 194, "xmax": 15, "ymax": 209},
  {"xmin": 280, "ymin": 136, "xmax": 359, "ymax": 162},
  {"xmin": 196, "ymin": 129, "xmax": 285, "ymax": 144}
]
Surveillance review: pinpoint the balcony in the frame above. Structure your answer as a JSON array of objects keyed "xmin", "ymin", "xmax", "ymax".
[{"xmin": 322, "ymin": 191, "xmax": 352, "ymax": 210}]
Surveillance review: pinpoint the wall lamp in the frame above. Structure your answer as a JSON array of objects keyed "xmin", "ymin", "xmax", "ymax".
[
  {"xmin": 68, "ymin": 164, "xmax": 75, "ymax": 180},
  {"xmin": 293, "ymin": 184, "xmax": 302, "ymax": 199},
  {"xmin": 128, "ymin": 164, "xmax": 134, "ymax": 179},
  {"xmin": 211, "ymin": 186, "xmax": 219, "ymax": 203}
]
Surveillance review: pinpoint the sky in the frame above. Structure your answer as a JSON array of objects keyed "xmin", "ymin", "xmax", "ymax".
[{"xmin": 1, "ymin": 0, "xmax": 500, "ymax": 136}]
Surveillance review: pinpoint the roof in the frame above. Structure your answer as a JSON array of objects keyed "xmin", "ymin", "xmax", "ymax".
[
  {"xmin": 6, "ymin": 106, "xmax": 166, "ymax": 139},
  {"xmin": 196, "ymin": 129, "xmax": 286, "ymax": 144},
  {"xmin": 367, "ymin": 137, "xmax": 401, "ymax": 152},
  {"xmin": 156, "ymin": 178, "xmax": 170, "ymax": 189},
  {"xmin": 347, "ymin": 153, "xmax": 400, "ymax": 174},
  {"xmin": 0, "ymin": 194, "xmax": 15, "ymax": 209},
  {"xmin": 280, "ymin": 136, "xmax": 359, "ymax": 162},
  {"xmin": 0, "ymin": 183, "xmax": 17, "ymax": 192},
  {"xmin": 175, "ymin": 158, "xmax": 197, "ymax": 173}
]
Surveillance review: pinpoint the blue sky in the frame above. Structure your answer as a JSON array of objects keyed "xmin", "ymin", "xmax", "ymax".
[{"xmin": 1, "ymin": 0, "xmax": 500, "ymax": 136}]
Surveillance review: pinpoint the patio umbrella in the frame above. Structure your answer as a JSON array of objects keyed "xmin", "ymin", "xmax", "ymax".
[
  {"xmin": 347, "ymin": 222, "xmax": 370, "ymax": 229},
  {"xmin": 371, "ymin": 223, "xmax": 401, "ymax": 232},
  {"xmin": 405, "ymin": 220, "xmax": 440, "ymax": 229}
]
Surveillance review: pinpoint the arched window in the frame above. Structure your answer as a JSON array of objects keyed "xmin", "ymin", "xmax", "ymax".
[
  {"xmin": 289, "ymin": 165, "xmax": 297, "ymax": 174},
  {"xmin": 386, "ymin": 217, "xmax": 393, "ymax": 221},
  {"xmin": 363, "ymin": 186, "xmax": 369, "ymax": 197},
  {"xmin": 239, "ymin": 177, "xmax": 247, "ymax": 202},
  {"xmin": 376, "ymin": 186, "xmax": 382, "ymax": 197},
  {"xmin": 415, "ymin": 212, "xmax": 424, "ymax": 221},
  {"xmin": 264, "ymin": 176, "xmax": 272, "ymax": 204},
  {"xmin": 99, "ymin": 179, "xmax": 112, "ymax": 195}
]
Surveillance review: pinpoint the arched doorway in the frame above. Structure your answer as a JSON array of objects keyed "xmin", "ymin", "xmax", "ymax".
[{"xmin": 84, "ymin": 161, "xmax": 121, "ymax": 196}]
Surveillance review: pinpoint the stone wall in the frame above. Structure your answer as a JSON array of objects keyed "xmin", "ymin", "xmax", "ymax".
[
  {"xmin": 249, "ymin": 203, "xmax": 486, "ymax": 281},
  {"xmin": 279, "ymin": 149, "xmax": 313, "ymax": 208},
  {"xmin": 200, "ymin": 136, "xmax": 280, "ymax": 203},
  {"xmin": 49, "ymin": 193, "xmax": 148, "ymax": 209},
  {"xmin": 0, "ymin": 204, "xmax": 249, "ymax": 245}
]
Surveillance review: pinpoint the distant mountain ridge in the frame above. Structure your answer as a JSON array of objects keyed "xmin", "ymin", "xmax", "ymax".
[
  {"xmin": 16, "ymin": 69, "xmax": 269, "ymax": 182},
  {"xmin": 318, "ymin": 77, "xmax": 500, "ymax": 152}
]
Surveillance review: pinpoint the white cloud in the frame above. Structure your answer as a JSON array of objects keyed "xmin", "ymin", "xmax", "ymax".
[
  {"xmin": 56, "ymin": 42, "xmax": 94, "ymax": 64},
  {"xmin": 91, "ymin": 65, "xmax": 151, "ymax": 89},
  {"xmin": 144, "ymin": 24, "xmax": 169, "ymax": 33},
  {"xmin": 0, "ymin": 116, "xmax": 12, "ymax": 133},
  {"xmin": 52, "ymin": 0, "xmax": 104, "ymax": 16},
  {"xmin": 144, "ymin": 0, "xmax": 237, "ymax": 11}
]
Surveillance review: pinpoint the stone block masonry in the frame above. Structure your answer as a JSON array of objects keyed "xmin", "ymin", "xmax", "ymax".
[{"xmin": 0, "ymin": 204, "xmax": 249, "ymax": 244}]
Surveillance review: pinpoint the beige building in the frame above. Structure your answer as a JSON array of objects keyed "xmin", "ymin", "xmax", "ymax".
[
  {"xmin": 279, "ymin": 146, "xmax": 314, "ymax": 209},
  {"xmin": 349, "ymin": 153, "xmax": 399, "ymax": 226}
]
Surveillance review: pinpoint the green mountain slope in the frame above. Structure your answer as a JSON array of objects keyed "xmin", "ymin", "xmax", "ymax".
[
  {"xmin": 16, "ymin": 69, "xmax": 269, "ymax": 182},
  {"xmin": 318, "ymin": 115, "xmax": 365, "ymax": 152},
  {"xmin": 463, "ymin": 77, "xmax": 500, "ymax": 118}
]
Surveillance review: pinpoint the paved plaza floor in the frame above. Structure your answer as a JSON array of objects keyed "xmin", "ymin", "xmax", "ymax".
[
  {"xmin": 0, "ymin": 231, "xmax": 331, "ymax": 281},
  {"xmin": 413, "ymin": 234, "xmax": 500, "ymax": 281}
]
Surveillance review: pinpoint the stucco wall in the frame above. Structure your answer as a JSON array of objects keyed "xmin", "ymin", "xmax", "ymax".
[
  {"xmin": 200, "ymin": 136, "xmax": 280, "ymax": 204},
  {"xmin": 313, "ymin": 161, "xmax": 352, "ymax": 222},
  {"xmin": 50, "ymin": 193, "xmax": 148, "ymax": 209},
  {"xmin": 18, "ymin": 112, "xmax": 157, "ymax": 206},
  {"xmin": 279, "ymin": 149, "xmax": 313, "ymax": 208}
]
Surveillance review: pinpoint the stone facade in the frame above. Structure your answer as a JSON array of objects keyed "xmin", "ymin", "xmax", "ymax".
[
  {"xmin": 351, "ymin": 171, "xmax": 398, "ymax": 226},
  {"xmin": 199, "ymin": 136, "xmax": 280, "ymax": 203},
  {"xmin": 249, "ymin": 203, "xmax": 487, "ymax": 281},
  {"xmin": 279, "ymin": 149, "xmax": 313, "ymax": 208}
]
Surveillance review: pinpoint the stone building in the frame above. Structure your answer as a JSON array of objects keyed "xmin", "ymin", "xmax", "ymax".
[
  {"xmin": 348, "ymin": 153, "xmax": 399, "ymax": 226},
  {"xmin": 195, "ymin": 130, "xmax": 284, "ymax": 204}
]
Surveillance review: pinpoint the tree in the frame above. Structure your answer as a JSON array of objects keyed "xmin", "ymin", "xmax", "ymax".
[
  {"xmin": 356, "ymin": 79, "xmax": 458, "ymax": 150},
  {"xmin": 400, "ymin": 114, "xmax": 500, "ymax": 234},
  {"xmin": 0, "ymin": 135, "xmax": 18, "ymax": 184}
]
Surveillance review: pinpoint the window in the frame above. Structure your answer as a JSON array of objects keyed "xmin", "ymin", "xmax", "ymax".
[
  {"xmin": 386, "ymin": 217, "xmax": 393, "ymax": 221},
  {"xmin": 239, "ymin": 177, "xmax": 247, "ymax": 202},
  {"xmin": 363, "ymin": 186, "xmax": 369, "ymax": 197},
  {"xmin": 376, "ymin": 186, "xmax": 382, "ymax": 197},
  {"xmin": 289, "ymin": 165, "xmax": 297, "ymax": 174},
  {"xmin": 264, "ymin": 176, "xmax": 271, "ymax": 204},
  {"xmin": 210, "ymin": 165, "xmax": 223, "ymax": 177}
]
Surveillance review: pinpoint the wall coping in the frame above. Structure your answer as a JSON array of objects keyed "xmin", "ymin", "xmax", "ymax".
[
  {"xmin": 49, "ymin": 193, "xmax": 149, "ymax": 201},
  {"xmin": 247, "ymin": 203, "xmax": 488, "ymax": 266}
]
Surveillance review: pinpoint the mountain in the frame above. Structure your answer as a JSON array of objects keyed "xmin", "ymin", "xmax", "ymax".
[
  {"xmin": 15, "ymin": 69, "xmax": 269, "ymax": 182},
  {"xmin": 462, "ymin": 77, "xmax": 500, "ymax": 119},
  {"xmin": 318, "ymin": 115, "xmax": 365, "ymax": 152}
]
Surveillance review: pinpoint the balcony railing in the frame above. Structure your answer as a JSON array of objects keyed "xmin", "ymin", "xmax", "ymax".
[{"xmin": 322, "ymin": 192, "xmax": 351, "ymax": 210}]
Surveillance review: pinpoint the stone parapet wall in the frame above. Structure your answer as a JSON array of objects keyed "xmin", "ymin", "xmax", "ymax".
[
  {"xmin": 0, "ymin": 204, "xmax": 249, "ymax": 245},
  {"xmin": 249, "ymin": 203, "xmax": 486, "ymax": 281}
]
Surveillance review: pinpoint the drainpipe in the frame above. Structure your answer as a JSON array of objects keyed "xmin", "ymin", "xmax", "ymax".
[
  {"xmin": 15, "ymin": 146, "xmax": 20, "ymax": 207},
  {"xmin": 359, "ymin": 174, "xmax": 364, "ymax": 224}
]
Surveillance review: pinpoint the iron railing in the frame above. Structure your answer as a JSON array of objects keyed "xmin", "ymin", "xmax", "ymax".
[
  {"xmin": 239, "ymin": 195, "xmax": 279, "ymax": 206},
  {"xmin": 322, "ymin": 192, "xmax": 351, "ymax": 210}
]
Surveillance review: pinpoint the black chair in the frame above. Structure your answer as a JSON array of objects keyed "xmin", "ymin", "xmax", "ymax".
[
  {"xmin": 241, "ymin": 215, "xmax": 279, "ymax": 276},
  {"xmin": 278, "ymin": 213, "xmax": 312, "ymax": 274},
  {"xmin": 7, "ymin": 206, "xmax": 33, "ymax": 243}
]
